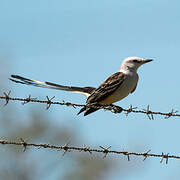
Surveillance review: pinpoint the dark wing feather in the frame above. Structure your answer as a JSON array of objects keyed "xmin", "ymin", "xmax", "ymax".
[
  {"xmin": 84, "ymin": 108, "xmax": 98, "ymax": 116},
  {"xmin": 87, "ymin": 72, "xmax": 125, "ymax": 104},
  {"xmin": 77, "ymin": 72, "xmax": 125, "ymax": 116}
]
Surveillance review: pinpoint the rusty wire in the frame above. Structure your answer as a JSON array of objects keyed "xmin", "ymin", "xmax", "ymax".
[
  {"xmin": 0, "ymin": 91, "xmax": 179, "ymax": 119},
  {"xmin": 0, "ymin": 138, "xmax": 178, "ymax": 164},
  {"xmin": 0, "ymin": 92, "xmax": 180, "ymax": 163},
  {"xmin": 0, "ymin": 91, "xmax": 180, "ymax": 119}
]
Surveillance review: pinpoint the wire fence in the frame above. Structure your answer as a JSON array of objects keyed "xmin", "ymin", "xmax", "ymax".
[
  {"xmin": 0, "ymin": 138, "xmax": 179, "ymax": 164},
  {"xmin": 1, "ymin": 91, "xmax": 180, "ymax": 164},
  {"xmin": 0, "ymin": 91, "xmax": 180, "ymax": 119}
]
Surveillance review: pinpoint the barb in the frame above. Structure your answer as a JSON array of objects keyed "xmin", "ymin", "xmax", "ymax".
[
  {"xmin": 99, "ymin": 146, "xmax": 112, "ymax": 158},
  {"xmin": 0, "ymin": 139, "xmax": 179, "ymax": 163},
  {"xmin": 143, "ymin": 149, "xmax": 151, "ymax": 161},
  {"xmin": 0, "ymin": 92, "xmax": 180, "ymax": 119},
  {"xmin": 46, "ymin": 96, "xmax": 55, "ymax": 110},
  {"xmin": 22, "ymin": 95, "xmax": 37, "ymax": 105},
  {"xmin": 3, "ymin": 90, "xmax": 11, "ymax": 106}
]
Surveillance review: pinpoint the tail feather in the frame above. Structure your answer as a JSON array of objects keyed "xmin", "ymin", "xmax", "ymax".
[
  {"xmin": 77, "ymin": 107, "xmax": 87, "ymax": 115},
  {"xmin": 10, "ymin": 74, "xmax": 96, "ymax": 97},
  {"xmin": 10, "ymin": 74, "xmax": 100, "ymax": 116},
  {"xmin": 84, "ymin": 108, "xmax": 99, "ymax": 116},
  {"xmin": 77, "ymin": 106, "xmax": 99, "ymax": 116}
]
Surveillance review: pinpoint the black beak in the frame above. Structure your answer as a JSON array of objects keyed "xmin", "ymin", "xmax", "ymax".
[{"xmin": 142, "ymin": 59, "xmax": 153, "ymax": 64}]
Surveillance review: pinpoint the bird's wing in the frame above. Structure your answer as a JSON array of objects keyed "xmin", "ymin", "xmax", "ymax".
[
  {"xmin": 86, "ymin": 72, "xmax": 125, "ymax": 104},
  {"xmin": 10, "ymin": 75, "xmax": 96, "ymax": 97}
]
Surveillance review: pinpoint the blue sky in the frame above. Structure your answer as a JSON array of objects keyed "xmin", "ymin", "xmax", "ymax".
[{"xmin": 1, "ymin": 0, "xmax": 180, "ymax": 179}]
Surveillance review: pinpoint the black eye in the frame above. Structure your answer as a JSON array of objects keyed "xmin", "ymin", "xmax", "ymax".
[{"xmin": 133, "ymin": 60, "xmax": 138, "ymax": 63}]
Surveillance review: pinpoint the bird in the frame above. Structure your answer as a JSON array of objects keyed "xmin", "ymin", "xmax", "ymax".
[{"xmin": 9, "ymin": 56, "xmax": 153, "ymax": 116}]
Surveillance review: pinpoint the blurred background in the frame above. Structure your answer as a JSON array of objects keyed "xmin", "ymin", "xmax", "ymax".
[{"xmin": 0, "ymin": 0, "xmax": 180, "ymax": 179}]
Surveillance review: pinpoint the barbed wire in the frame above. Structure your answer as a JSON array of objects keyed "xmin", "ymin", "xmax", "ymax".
[
  {"xmin": 0, "ymin": 91, "xmax": 179, "ymax": 119},
  {"xmin": 1, "ymin": 92, "xmax": 180, "ymax": 164},
  {"xmin": 0, "ymin": 138, "xmax": 179, "ymax": 164}
]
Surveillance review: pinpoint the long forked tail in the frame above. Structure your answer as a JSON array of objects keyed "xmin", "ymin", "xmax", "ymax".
[{"xmin": 9, "ymin": 75, "xmax": 96, "ymax": 97}]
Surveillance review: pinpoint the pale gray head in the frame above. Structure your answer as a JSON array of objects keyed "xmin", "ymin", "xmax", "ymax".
[{"xmin": 120, "ymin": 56, "xmax": 153, "ymax": 72}]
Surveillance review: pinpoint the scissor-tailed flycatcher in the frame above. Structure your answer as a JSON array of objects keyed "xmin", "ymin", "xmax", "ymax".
[{"xmin": 10, "ymin": 57, "xmax": 152, "ymax": 116}]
